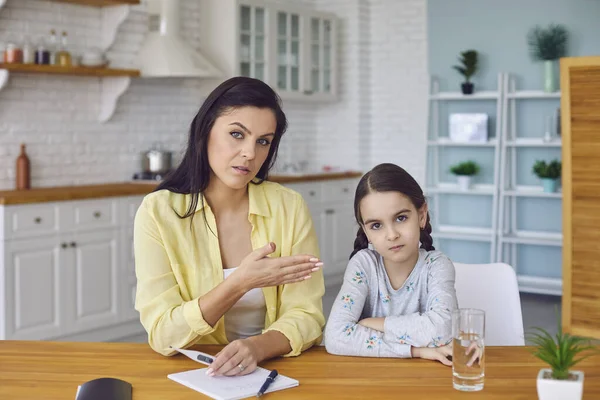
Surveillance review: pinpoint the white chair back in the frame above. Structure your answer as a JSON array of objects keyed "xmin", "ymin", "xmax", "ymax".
[{"xmin": 453, "ymin": 262, "xmax": 525, "ymax": 346}]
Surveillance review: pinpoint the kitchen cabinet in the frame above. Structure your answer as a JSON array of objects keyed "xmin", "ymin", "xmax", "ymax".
[
  {"xmin": 286, "ymin": 178, "xmax": 358, "ymax": 288},
  {"xmin": 0, "ymin": 197, "xmax": 144, "ymax": 341},
  {"xmin": 201, "ymin": 0, "xmax": 338, "ymax": 102},
  {"xmin": 0, "ymin": 177, "xmax": 355, "ymax": 341}
]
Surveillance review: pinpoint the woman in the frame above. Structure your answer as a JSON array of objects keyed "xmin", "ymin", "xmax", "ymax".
[{"xmin": 134, "ymin": 77, "xmax": 325, "ymax": 377}]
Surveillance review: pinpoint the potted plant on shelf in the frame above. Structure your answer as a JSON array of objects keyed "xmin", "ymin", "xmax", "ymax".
[
  {"xmin": 532, "ymin": 160, "xmax": 561, "ymax": 193},
  {"xmin": 450, "ymin": 161, "xmax": 479, "ymax": 191},
  {"xmin": 452, "ymin": 50, "xmax": 478, "ymax": 94},
  {"xmin": 528, "ymin": 321, "xmax": 599, "ymax": 400},
  {"xmin": 527, "ymin": 24, "xmax": 568, "ymax": 93}
]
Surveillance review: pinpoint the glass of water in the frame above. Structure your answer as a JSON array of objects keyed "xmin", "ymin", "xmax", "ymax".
[{"xmin": 452, "ymin": 308, "xmax": 485, "ymax": 391}]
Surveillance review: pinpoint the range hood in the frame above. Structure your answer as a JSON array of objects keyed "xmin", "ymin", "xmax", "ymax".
[{"xmin": 136, "ymin": 0, "xmax": 221, "ymax": 78}]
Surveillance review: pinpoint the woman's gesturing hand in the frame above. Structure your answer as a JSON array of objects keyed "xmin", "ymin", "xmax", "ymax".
[{"xmin": 233, "ymin": 242, "xmax": 323, "ymax": 291}]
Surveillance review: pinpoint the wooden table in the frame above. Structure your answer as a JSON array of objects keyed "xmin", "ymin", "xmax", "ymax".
[{"xmin": 1, "ymin": 341, "xmax": 599, "ymax": 399}]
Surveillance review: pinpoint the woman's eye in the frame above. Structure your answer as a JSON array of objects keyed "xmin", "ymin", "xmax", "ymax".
[
  {"xmin": 257, "ymin": 138, "xmax": 271, "ymax": 146},
  {"xmin": 370, "ymin": 223, "xmax": 381, "ymax": 230},
  {"xmin": 231, "ymin": 131, "xmax": 243, "ymax": 139},
  {"xmin": 397, "ymin": 215, "xmax": 407, "ymax": 222}
]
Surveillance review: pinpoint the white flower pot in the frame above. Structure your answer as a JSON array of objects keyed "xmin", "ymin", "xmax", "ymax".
[
  {"xmin": 537, "ymin": 369, "xmax": 584, "ymax": 400},
  {"xmin": 457, "ymin": 175, "xmax": 471, "ymax": 191}
]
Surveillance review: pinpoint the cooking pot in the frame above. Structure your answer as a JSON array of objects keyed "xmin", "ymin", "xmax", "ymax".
[{"xmin": 141, "ymin": 144, "xmax": 172, "ymax": 174}]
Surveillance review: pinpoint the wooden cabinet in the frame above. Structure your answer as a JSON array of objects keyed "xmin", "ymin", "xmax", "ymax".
[
  {"xmin": 200, "ymin": 0, "xmax": 338, "ymax": 102},
  {"xmin": 560, "ymin": 56, "xmax": 600, "ymax": 339}
]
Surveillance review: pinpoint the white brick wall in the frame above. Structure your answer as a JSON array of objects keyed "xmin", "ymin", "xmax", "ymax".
[{"xmin": 0, "ymin": 0, "xmax": 428, "ymax": 189}]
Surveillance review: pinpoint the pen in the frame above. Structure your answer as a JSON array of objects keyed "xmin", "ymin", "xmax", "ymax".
[{"xmin": 256, "ymin": 369, "xmax": 278, "ymax": 398}]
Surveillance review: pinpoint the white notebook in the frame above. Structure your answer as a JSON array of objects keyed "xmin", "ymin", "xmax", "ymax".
[{"xmin": 168, "ymin": 367, "xmax": 299, "ymax": 400}]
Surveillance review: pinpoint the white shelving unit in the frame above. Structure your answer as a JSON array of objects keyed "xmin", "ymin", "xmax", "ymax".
[
  {"xmin": 496, "ymin": 73, "xmax": 563, "ymax": 296},
  {"xmin": 426, "ymin": 73, "xmax": 504, "ymax": 262}
]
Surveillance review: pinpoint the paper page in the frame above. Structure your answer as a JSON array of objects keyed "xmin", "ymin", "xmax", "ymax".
[{"xmin": 168, "ymin": 366, "xmax": 298, "ymax": 400}]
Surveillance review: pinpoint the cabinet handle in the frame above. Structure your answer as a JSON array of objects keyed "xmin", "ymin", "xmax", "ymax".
[
  {"xmin": 61, "ymin": 243, "xmax": 68, "ymax": 249},
  {"xmin": 34, "ymin": 217, "xmax": 42, "ymax": 224},
  {"xmin": 343, "ymin": 187, "xmax": 349, "ymax": 193},
  {"xmin": 70, "ymin": 242, "xmax": 76, "ymax": 248},
  {"xmin": 325, "ymin": 209, "xmax": 335, "ymax": 215},
  {"xmin": 93, "ymin": 211, "xmax": 102, "ymax": 218},
  {"xmin": 309, "ymin": 190, "xmax": 316, "ymax": 196},
  {"xmin": 303, "ymin": 90, "xmax": 313, "ymax": 95}
]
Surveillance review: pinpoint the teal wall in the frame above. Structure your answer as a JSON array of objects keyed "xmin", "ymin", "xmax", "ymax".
[{"xmin": 428, "ymin": 0, "xmax": 600, "ymax": 91}]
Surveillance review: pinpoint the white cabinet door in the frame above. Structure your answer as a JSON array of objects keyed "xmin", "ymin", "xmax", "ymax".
[
  {"xmin": 68, "ymin": 229, "xmax": 120, "ymax": 333},
  {"xmin": 238, "ymin": 2, "xmax": 268, "ymax": 81},
  {"xmin": 322, "ymin": 203, "xmax": 355, "ymax": 280},
  {"xmin": 271, "ymin": 7, "xmax": 305, "ymax": 97},
  {"xmin": 305, "ymin": 12, "xmax": 337, "ymax": 101},
  {"xmin": 3, "ymin": 237, "xmax": 67, "ymax": 340}
]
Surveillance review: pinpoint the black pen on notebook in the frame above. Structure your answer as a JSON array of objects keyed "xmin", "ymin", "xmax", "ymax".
[{"xmin": 256, "ymin": 369, "xmax": 278, "ymax": 397}]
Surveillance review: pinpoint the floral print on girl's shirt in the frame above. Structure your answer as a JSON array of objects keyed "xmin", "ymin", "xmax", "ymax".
[
  {"xmin": 366, "ymin": 335, "xmax": 381, "ymax": 349},
  {"xmin": 397, "ymin": 333, "xmax": 411, "ymax": 344},
  {"xmin": 405, "ymin": 281, "xmax": 415, "ymax": 292},
  {"xmin": 341, "ymin": 294, "xmax": 355, "ymax": 310},
  {"xmin": 380, "ymin": 291, "xmax": 391, "ymax": 303},
  {"xmin": 352, "ymin": 271, "xmax": 367, "ymax": 285},
  {"xmin": 343, "ymin": 323, "xmax": 356, "ymax": 336}
]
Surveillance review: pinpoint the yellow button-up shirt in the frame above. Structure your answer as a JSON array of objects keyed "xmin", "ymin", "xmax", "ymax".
[{"xmin": 134, "ymin": 181, "xmax": 325, "ymax": 356}]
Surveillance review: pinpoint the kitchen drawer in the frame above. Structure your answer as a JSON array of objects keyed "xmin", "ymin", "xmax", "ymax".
[
  {"xmin": 1, "ymin": 203, "xmax": 60, "ymax": 240},
  {"xmin": 285, "ymin": 182, "xmax": 322, "ymax": 204},
  {"xmin": 61, "ymin": 199, "xmax": 118, "ymax": 231},
  {"xmin": 321, "ymin": 179, "xmax": 358, "ymax": 203}
]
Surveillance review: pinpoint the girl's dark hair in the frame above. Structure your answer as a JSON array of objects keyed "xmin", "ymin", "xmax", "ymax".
[
  {"xmin": 350, "ymin": 163, "xmax": 434, "ymax": 259},
  {"xmin": 155, "ymin": 76, "xmax": 288, "ymax": 219}
]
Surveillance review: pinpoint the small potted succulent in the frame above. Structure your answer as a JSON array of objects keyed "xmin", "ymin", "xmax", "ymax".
[
  {"xmin": 528, "ymin": 322, "xmax": 599, "ymax": 400},
  {"xmin": 527, "ymin": 24, "xmax": 568, "ymax": 92},
  {"xmin": 452, "ymin": 50, "xmax": 478, "ymax": 94},
  {"xmin": 532, "ymin": 160, "xmax": 561, "ymax": 193},
  {"xmin": 450, "ymin": 161, "xmax": 479, "ymax": 191}
]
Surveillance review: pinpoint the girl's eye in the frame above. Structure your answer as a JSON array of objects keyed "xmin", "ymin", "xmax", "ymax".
[
  {"xmin": 370, "ymin": 223, "xmax": 381, "ymax": 230},
  {"xmin": 257, "ymin": 138, "xmax": 271, "ymax": 146},
  {"xmin": 396, "ymin": 215, "xmax": 407, "ymax": 222},
  {"xmin": 231, "ymin": 131, "xmax": 243, "ymax": 139}
]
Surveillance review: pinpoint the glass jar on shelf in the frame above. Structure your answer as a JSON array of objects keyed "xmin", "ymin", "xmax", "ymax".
[
  {"xmin": 55, "ymin": 31, "xmax": 72, "ymax": 67},
  {"xmin": 34, "ymin": 37, "xmax": 51, "ymax": 65},
  {"xmin": 22, "ymin": 35, "xmax": 34, "ymax": 64},
  {"xmin": 4, "ymin": 38, "xmax": 23, "ymax": 64}
]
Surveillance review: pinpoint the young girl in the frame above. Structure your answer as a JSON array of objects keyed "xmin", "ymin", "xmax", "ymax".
[{"xmin": 324, "ymin": 163, "xmax": 458, "ymax": 366}]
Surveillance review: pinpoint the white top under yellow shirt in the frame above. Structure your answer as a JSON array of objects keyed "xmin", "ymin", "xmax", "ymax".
[{"xmin": 134, "ymin": 180, "xmax": 325, "ymax": 356}]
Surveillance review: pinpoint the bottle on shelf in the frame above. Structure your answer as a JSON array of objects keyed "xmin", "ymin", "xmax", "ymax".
[
  {"xmin": 15, "ymin": 143, "xmax": 31, "ymax": 191},
  {"xmin": 56, "ymin": 31, "xmax": 72, "ymax": 67},
  {"xmin": 48, "ymin": 29, "xmax": 58, "ymax": 65},
  {"xmin": 34, "ymin": 36, "xmax": 51, "ymax": 65},
  {"xmin": 22, "ymin": 35, "xmax": 34, "ymax": 64}
]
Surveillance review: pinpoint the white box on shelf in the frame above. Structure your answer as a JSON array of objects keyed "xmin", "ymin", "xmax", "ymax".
[{"xmin": 449, "ymin": 113, "xmax": 489, "ymax": 143}]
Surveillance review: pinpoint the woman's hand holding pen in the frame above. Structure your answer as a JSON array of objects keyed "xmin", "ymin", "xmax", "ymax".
[{"xmin": 232, "ymin": 242, "xmax": 323, "ymax": 291}]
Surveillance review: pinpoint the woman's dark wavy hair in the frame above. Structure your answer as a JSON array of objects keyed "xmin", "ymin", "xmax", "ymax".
[
  {"xmin": 155, "ymin": 76, "xmax": 288, "ymax": 220},
  {"xmin": 349, "ymin": 163, "xmax": 434, "ymax": 259}
]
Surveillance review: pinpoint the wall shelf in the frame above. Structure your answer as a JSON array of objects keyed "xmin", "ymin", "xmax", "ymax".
[
  {"xmin": 0, "ymin": 63, "xmax": 139, "ymax": 77},
  {"xmin": 48, "ymin": 0, "xmax": 140, "ymax": 6},
  {"xmin": 503, "ymin": 188, "xmax": 562, "ymax": 198},
  {"xmin": 505, "ymin": 138, "xmax": 562, "ymax": 147},
  {"xmin": 426, "ymin": 184, "xmax": 495, "ymax": 196},
  {"xmin": 427, "ymin": 138, "xmax": 498, "ymax": 147},
  {"xmin": 430, "ymin": 91, "xmax": 500, "ymax": 100},
  {"xmin": 0, "ymin": 1, "xmax": 138, "ymax": 122},
  {"xmin": 506, "ymin": 90, "xmax": 561, "ymax": 99}
]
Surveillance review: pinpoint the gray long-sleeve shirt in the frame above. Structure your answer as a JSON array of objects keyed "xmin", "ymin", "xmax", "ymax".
[{"xmin": 324, "ymin": 248, "xmax": 458, "ymax": 358}]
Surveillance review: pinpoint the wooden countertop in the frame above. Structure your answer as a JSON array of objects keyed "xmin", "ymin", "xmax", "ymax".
[
  {"xmin": 1, "ymin": 341, "xmax": 599, "ymax": 399},
  {"xmin": 0, "ymin": 172, "xmax": 362, "ymax": 205}
]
